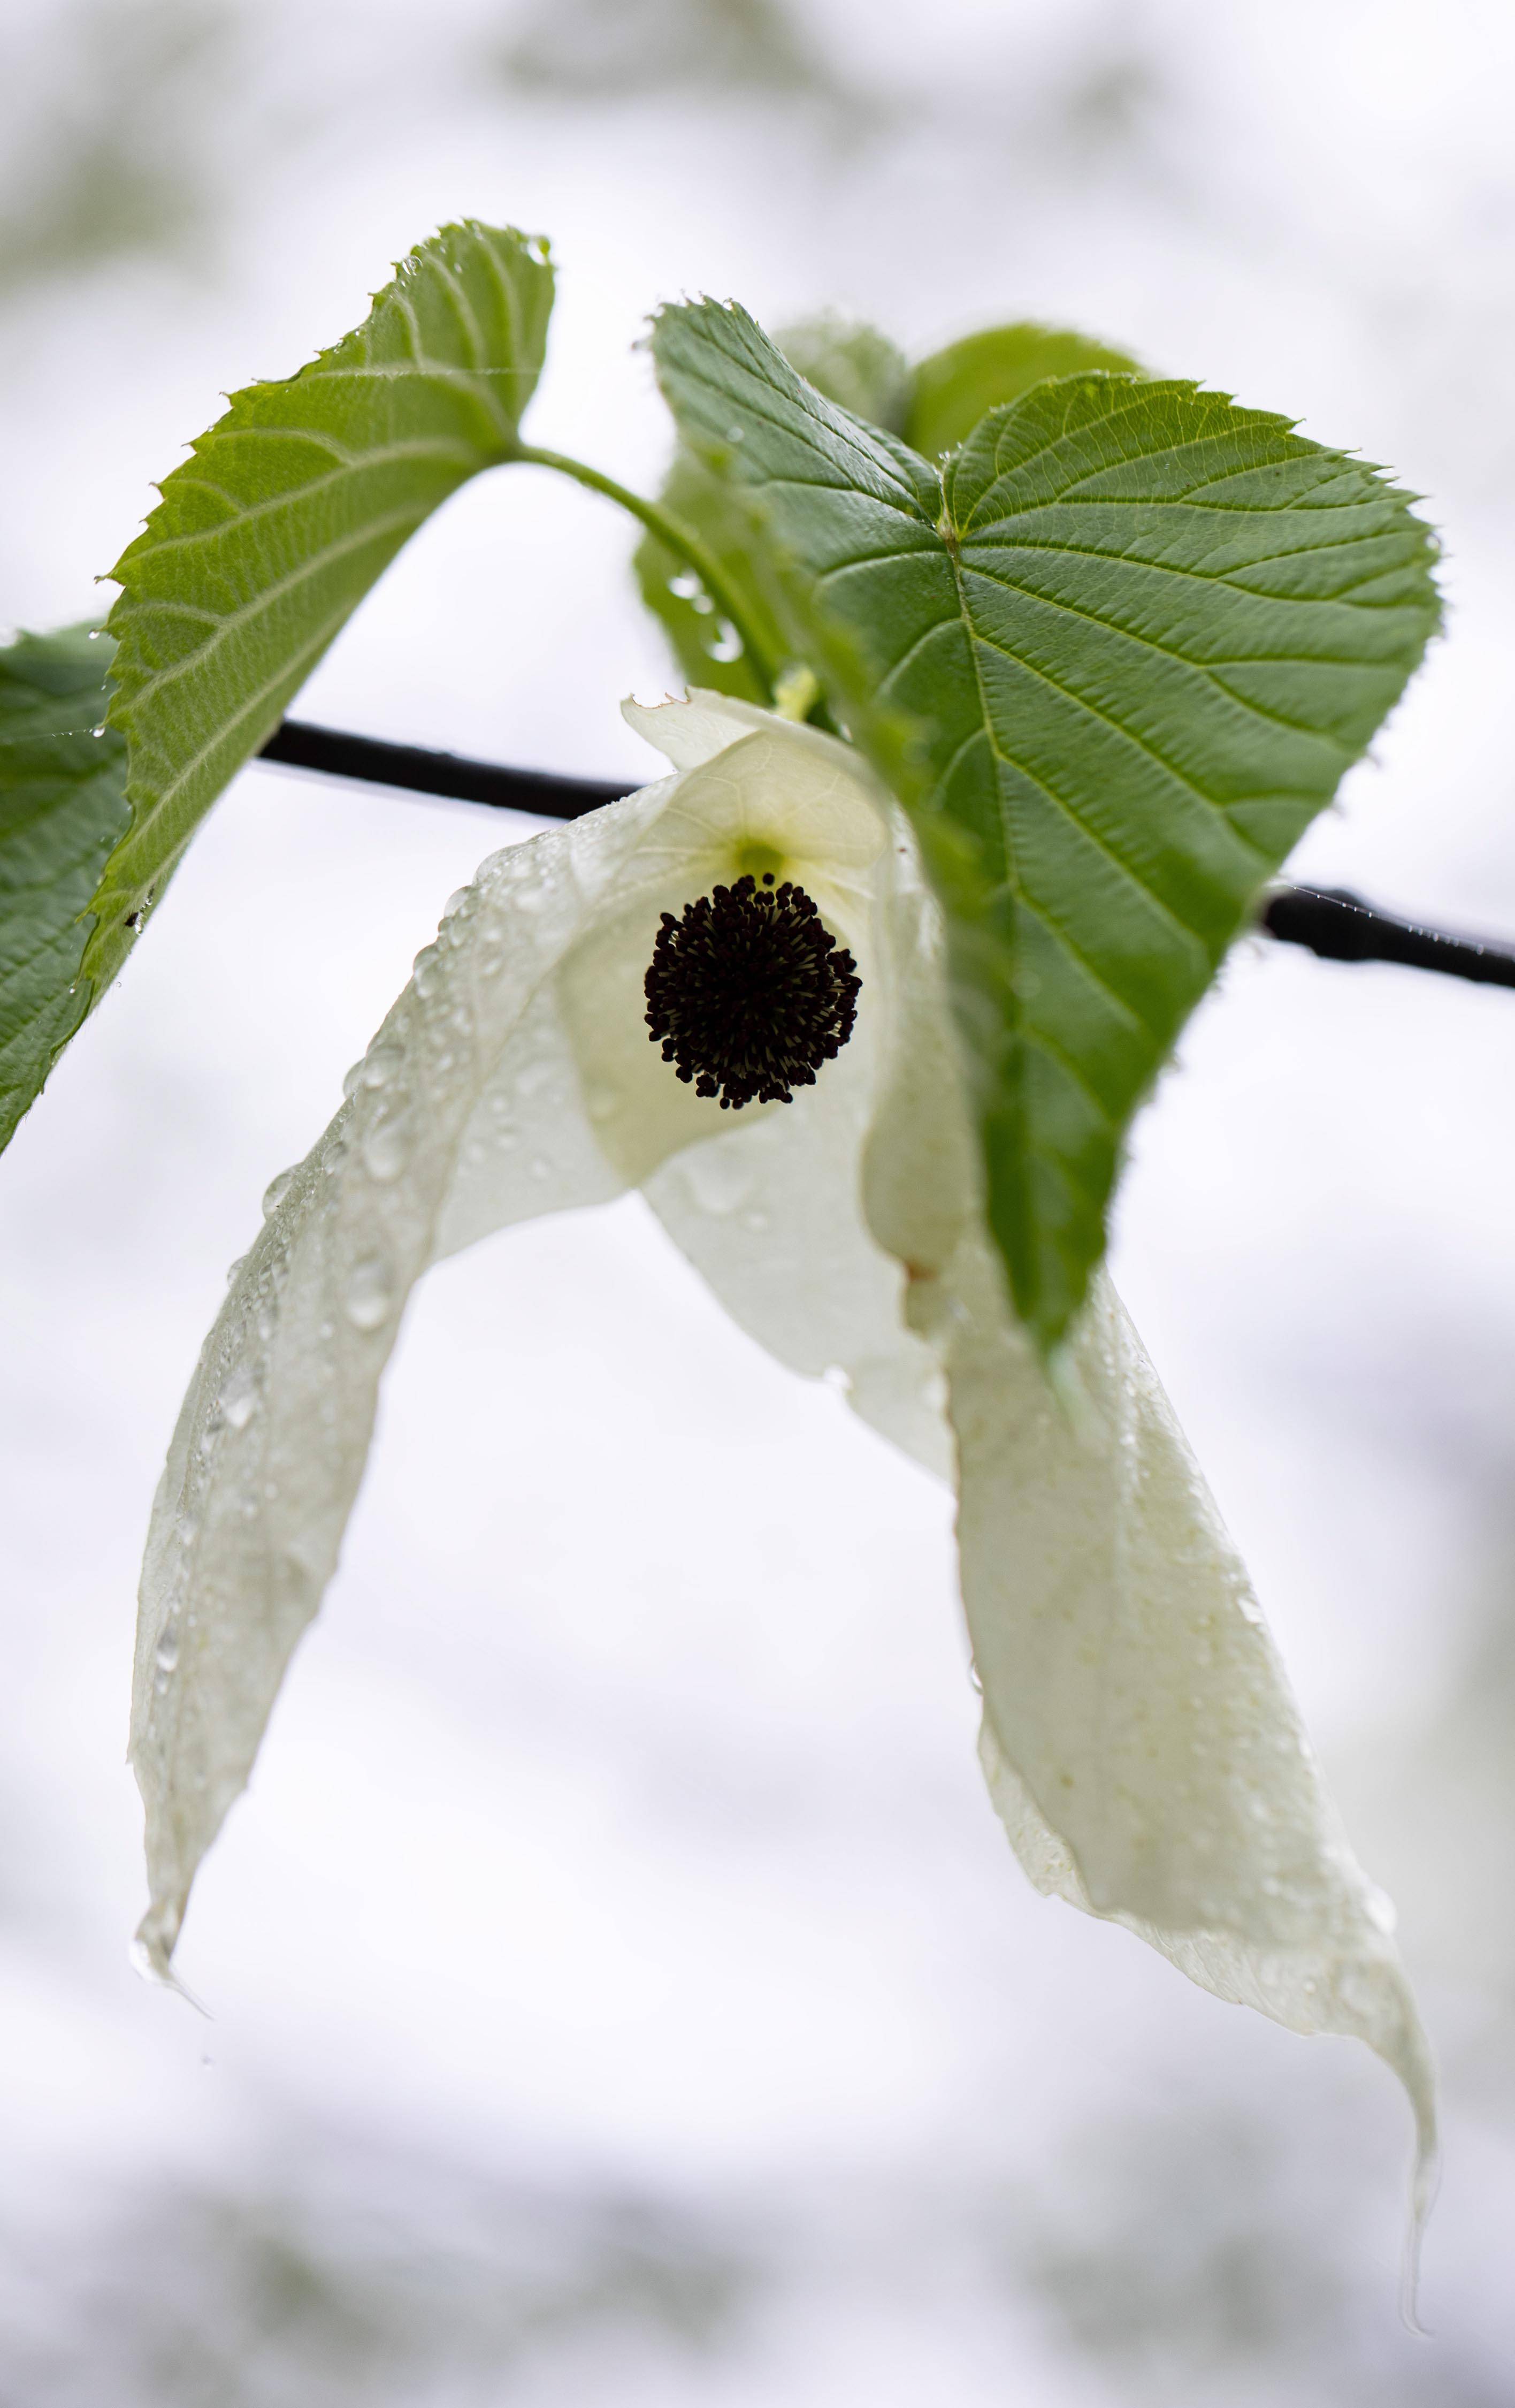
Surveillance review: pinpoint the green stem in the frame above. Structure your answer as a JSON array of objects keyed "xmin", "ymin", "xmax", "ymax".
[{"xmin": 516, "ymin": 445, "xmax": 784, "ymax": 702}]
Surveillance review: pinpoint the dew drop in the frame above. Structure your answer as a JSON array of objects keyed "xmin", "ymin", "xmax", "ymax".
[
  {"xmin": 345, "ymin": 1252, "xmax": 395, "ymax": 1330},
  {"xmin": 513, "ymin": 1056, "xmax": 556, "ymax": 1100},
  {"xmin": 261, "ymin": 1168, "xmax": 296, "ymax": 1220},
  {"xmin": 225, "ymin": 1253, "xmax": 247, "ymax": 1285},
  {"xmin": 154, "ymin": 1625, "xmax": 180, "ymax": 1674},
  {"xmin": 361, "ymin": 1112, "xmax": 413, "ymax": 1182},
  {"xmin": 708, "ymin": 620, "xmax": 743, "ymax": 662},
  {"xmin": 441, "ymin": 887, "xmax": 471, "ymax": 920},
  {"xmin": 361, "ymin": 1040, "xmax": 402, "ymax": 1089},
  {"xmin": 683, "ymin": 1149, "xmax": 753, "ymax": 1216},
  {"xmin": 219, "ymin": 1363, "xmax": 258, "ymax": 1431},
  {"xmin": 528, "ymin": 1154, "xmax": 551, "ymax": 1180}
]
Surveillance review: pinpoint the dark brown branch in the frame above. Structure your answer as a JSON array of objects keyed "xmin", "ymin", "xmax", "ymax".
[{"xmin": 257, "ymin": 720, "xmax": 1515, "ymax": 993}]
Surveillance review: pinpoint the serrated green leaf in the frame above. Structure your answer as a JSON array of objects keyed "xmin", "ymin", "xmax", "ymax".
[
  {"xmin": 89, "ymin": 220, "xmax": 555, "ymax": 995},
  {"xmin": 632, "ymin": 315, "xmax": 907, "ymax": 702},
  {"xmin": 0, "ymin": 625, "xmax": 128, "ymax": 1154},
  {"xmin": 906, "ymin": 321, "xmax": 1142, "ymax": 458},
  {"xmin": 652, "ymin": 301, "xmax": 1440, "ymax": 1352}
]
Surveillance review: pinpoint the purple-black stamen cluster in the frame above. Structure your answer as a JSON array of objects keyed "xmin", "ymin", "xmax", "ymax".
[{"xmin": 645, "ymin": 872, "xmax": 861, "ymax": 1109}]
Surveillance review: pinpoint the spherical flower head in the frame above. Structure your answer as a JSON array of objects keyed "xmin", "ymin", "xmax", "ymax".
[{"xmin": 645, "ymin": 871, "xmax": 860, "ymax": 1108}]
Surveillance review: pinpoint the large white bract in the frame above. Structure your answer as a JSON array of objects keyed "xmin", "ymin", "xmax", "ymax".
[{"xmin": 134, "ymin": 694, "xmax": 1433, "ymax": 2184}]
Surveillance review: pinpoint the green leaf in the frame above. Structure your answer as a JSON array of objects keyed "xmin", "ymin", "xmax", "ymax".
[
  {"xmin": 632, "ymin": 315, "xmax": 908, "ymax": 702},
  {"xmin": 89, "ymin": 220, "xmax": 555, "ymax": 995},
  {"xmin": 652, "ymin": 301, "xmax": 1440, "ymax": 1353},
  {"xmin": 0, "ymin": 626, "xmax": 128, "ymax": 1154},
  {"xmin": 778, "ymin": 316, "xmax": 910, "ymax": 433},
  {"xmin": 906, "ymin": 321, "xmax": 1142, "ymax": 458},
  {"xmin": 632, "ymin": 453, "xmax": 788, "ymax": 704}
]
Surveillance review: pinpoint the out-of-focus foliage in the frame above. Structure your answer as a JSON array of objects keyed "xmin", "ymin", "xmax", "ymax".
[
  {"xmin": 906, "ymin": 324, "xmax": 1143, "ymax": 458},
  {"xmin": 0, "ymin": 0, "xmax": 236, "ymax": 291},
  {"xmin": 496, "ymin": 0, "xmax": 840, "ymax": 101},
  {"xmin": 0, "ymin": 627, "xmax": 125, "ymax": 1154}
]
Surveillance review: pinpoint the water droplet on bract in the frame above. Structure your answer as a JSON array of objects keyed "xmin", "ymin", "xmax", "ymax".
[
  {"xmin": 361, "ymin": 1112, "xmax": 413, "ymax": 1182},
  {"xmin": 342, "ymin": 1062, "xmax": 364, "ymax": 1100},
  {"xmin": 668, "ymin": 571, "xmax": 701, "ymax": 600},
  {"xmin": 690, "ymin": 590, "xmax": 715, "ymax": 615},
  {"xmin": 441, "ymin": 887, "xmax": 471, "ymax": 920},
  {"xmin": 528, "ymin": 1155, "xmax": 551, "ymax": 1180},
  {"xmin": 324, "ymin": 1138, "xmax": 348, "ymax": 1175},
  {"xmin": 261, "ymin": 1168, "xmax": 296, "ymax": 1220},
  {"xmin": 683, "ymin": 1149, "xmax": 753, "ymax": 1216},
  {"xmin": 585, "ymin": 1084, "xmax": 617, "ymax": 1123},
  {"xmin": 345, "ymin": 1252, "xmax": 395, "ymax": 1330},
  {"xmin": 822, "ymin": 1365, "xmax": 851, "ymax": 1396},
  {"xmin": 740, "ymin": 1207, "xmax": 769, "ymax": 1231},
  {"xmin": 361, "ymin": 1040, "xmax": 402, "ymax": 1089},
  {"xmin": 154, "ymin": 1625, "xmax": 180, "ymax": 1674},
  {"xmin": 708, "ymin": 620, "xmax": 743, "ymax": 661},
  {"xmin": 726, "ymin": 425, "xmax": 745, "ymax": 442},
  {"xmin": 219, "ymin": 1363, "xmax": 258, "ymax": 1430},
  {"xmin": 225, "ymin": 1254, "xmax": 247, "ymax": 1284}
]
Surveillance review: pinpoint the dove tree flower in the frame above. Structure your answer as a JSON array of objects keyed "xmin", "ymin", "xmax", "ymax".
[
  {"xmin": 0, "ymin": 220, "xmax": 1446, "ymax": 2257},
  {"xmin": 133, "ymin": 690, "xmax": 1434, "ymax": 2201}
]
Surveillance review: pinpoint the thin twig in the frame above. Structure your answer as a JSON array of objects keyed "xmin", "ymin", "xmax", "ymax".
[{"xmin": 257, "ymin": 720, "xmax": 1515, "ymax": 992}]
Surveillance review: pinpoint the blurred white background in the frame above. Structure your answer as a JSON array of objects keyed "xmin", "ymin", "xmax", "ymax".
[{"xmin": 3, "ymin": 0, "xmax": 1515, "ymax": 2397}]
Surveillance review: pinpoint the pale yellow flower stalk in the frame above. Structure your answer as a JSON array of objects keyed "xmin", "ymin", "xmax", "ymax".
[{"xmin": 132, "ymin": 693, "xmax": 1434, "ymax": 2216}]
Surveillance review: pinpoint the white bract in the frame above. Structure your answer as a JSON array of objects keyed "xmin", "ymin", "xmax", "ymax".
[{"xmin": 134, "ymin": 694, "xmax": 1433, "ymax": 2190}]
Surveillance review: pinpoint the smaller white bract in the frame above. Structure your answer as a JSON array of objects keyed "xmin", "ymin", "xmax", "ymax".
[{"xmin": 134, "ymin": 694, "xmax": 1433, "ymax": 2189}]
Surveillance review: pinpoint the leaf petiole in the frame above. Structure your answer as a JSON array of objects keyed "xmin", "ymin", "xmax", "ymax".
[{"xmin": 516, "ymin": 445, "xmax": 786, "ymax": 702}]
